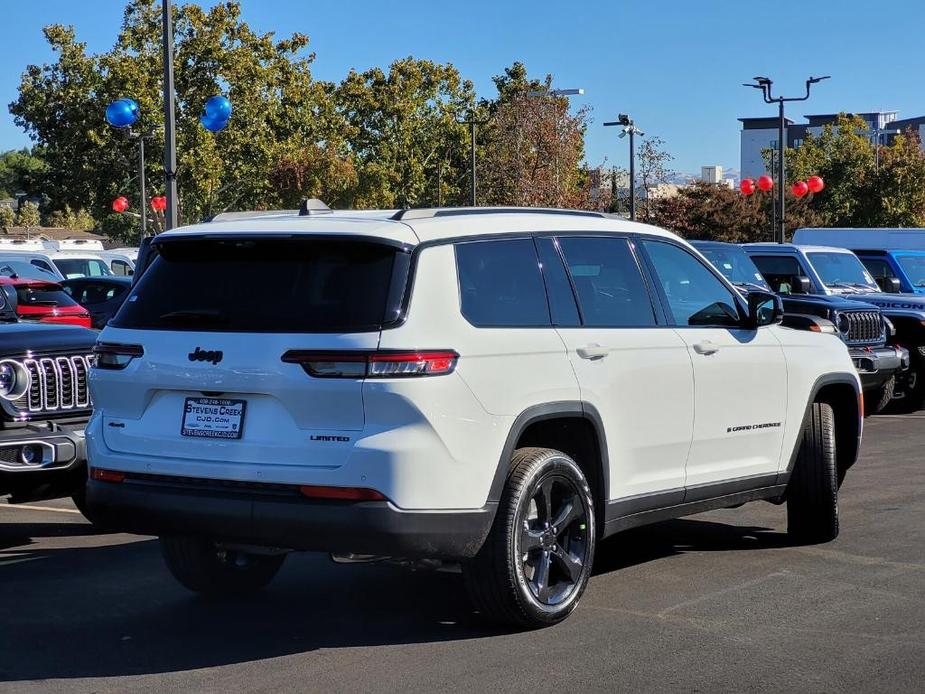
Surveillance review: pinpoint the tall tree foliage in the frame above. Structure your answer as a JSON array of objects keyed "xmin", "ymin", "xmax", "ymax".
[
  {"xmin": 336, "ymin": 58, "xmax": 474, "ymax": 208},
  {"xmin": 784, "ymin": 113, "xmax": 925, "ymax": 227},
  {"xmin": 10, "ymin": 0, "xmax": 350, "ymax": 239},
  {"xmin": 478, "ymin": 63, "xmax": 598, "ymax": 208}
]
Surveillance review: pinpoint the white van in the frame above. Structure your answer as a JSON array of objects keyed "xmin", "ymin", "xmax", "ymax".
[{"xmin": 0, "ymin": 250, "xmax": 64, "ymax": 279}]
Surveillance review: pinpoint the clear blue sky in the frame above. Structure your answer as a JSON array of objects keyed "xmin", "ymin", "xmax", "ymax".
[{"xmin": 2, "ymin": 0, "xmax": 924, "ymax": 175}]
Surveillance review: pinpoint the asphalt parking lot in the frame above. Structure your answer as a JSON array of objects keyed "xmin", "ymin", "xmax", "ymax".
[{"xmin": 1, "ymin": 414, "xmax": 923, "ymax": 694}]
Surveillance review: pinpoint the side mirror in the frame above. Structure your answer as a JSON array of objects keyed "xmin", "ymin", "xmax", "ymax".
[
  {"xmin": 747, "ymin": 290, "xmax": 784, "ymax": 328},
  {"xmin": 875, "ymin": 276, "xmax": 901, "ymax": 293}
]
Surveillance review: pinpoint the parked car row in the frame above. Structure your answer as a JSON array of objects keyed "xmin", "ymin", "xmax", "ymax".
[{"xmin": 693, "ymin": 230, "xmax": 925, "ymax": 414}]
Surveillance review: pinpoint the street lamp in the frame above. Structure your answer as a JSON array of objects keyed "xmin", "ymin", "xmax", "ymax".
[
  {"xmin": 742, "ymin": 74, "xmax": 830, "ymax": 243},
  {"xmin": 456, "ymin": 109, "xmax": 488, "ymax": 207},
  {"xmin": 604, "ymin": 114, "xmax": 644, "ymax": 220}
]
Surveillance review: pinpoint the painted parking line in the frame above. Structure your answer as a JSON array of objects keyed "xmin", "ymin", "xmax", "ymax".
[{"xmin": 1, "ymin": 503, "xmax": 82, "ymax": 515}]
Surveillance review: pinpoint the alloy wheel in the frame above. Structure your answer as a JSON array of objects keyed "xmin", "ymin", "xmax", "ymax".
[{"xmin": 518, "ymin": 475, "xmax": 591, "ymax": 606}]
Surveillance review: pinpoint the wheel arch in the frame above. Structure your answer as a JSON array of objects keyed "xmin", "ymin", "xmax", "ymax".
[
  {"xmin": 488, "ymin": 402, "xmax": 608, "ymax": 534},
  {"xmin": 784, "ymin": 373, "xmax": 862, "ymax": 483}
]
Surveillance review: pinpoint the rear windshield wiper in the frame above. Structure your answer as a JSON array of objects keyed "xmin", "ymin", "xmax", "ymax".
[{"xmin": 158, "ymin": 309, "xmax": 229, "ymax": 324}]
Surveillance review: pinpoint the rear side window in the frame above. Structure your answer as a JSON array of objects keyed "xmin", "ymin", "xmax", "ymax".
[
  {"xmin": 54, "ymin": 258, "xmax": 113, "ymax": 279},
  {"xmin": 112, "ymin": 260, "xmax": 133, "ymax": 276},
  {"xmin": 16, "ymin": 284, "xmax": 80, "ymax": 308},
  {"xmin": 535, "ymin": 238, "xmax": 580, "ymax": 327},
  {"xmin": 112, "ymin": 238, "xmax": 408, "ymax": 333},
  {"xmin": 557, "ymin": 237, "xmax": 657, "ymax": 327},
  {"xmin": 455, "ymin": 239, "xmax": 550, "ymax": 327},
  {"xmin": 749, "ymin": 254, "xmax": 809, "ymax": 293}
]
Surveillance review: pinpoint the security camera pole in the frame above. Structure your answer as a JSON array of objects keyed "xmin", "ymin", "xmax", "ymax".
[
  {"xmin": 743, "ymin": 75, "xmax": 830, "ymax": 243},
  {"xmin": 604, "ymin": 114, "xmax": 644, "ymax": 220}
]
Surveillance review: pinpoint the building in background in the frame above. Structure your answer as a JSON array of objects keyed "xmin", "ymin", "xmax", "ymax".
[
  {"xmin": 738, "ymin": 111, "xmax": 925, "ymax": 180},
  {"xmin": 701, "ymin": 165, "xmax": 734, "ymax": 188}
]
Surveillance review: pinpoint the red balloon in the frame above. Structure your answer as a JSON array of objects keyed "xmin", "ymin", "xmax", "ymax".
[
  {"xmin": 150, "ymin": 195, "xmax": 167, "ymax": 212},
  {"xmin": 739, "ymin": 178, "xmax": 756, "ymax": 195},
  {"xmin": 807, "ymin": 175, "xmax": 825, "ymax": 193},
  {"xmin": 791, "ymin": 181, "xmax": 809, "ymax": 198},
  {"xmin": 112, "ymin": 196, "xmax": 129, "ymax": 213},
  {"xmin": 757, "ymin": 175, "xmax": 774, "ymax": 192}
]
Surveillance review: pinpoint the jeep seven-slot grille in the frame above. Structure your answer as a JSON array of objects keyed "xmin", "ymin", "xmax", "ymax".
[
  {"xmin": 843, "ymin": 311, "xmax": 883, "ymax": 345},
  {"xmin": 10, "ymin": 355, "xmax": 93, "ymax": 416}
]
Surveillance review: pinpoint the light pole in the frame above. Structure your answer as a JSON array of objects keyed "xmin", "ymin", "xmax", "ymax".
[
  {"xmin": 457, "ymin": 111, "xmax": 488, "ymax": 207},
  {"xmin": 527, "ymin": 88, "xmax": 584, "ymax": 207},
  {"xmin": 868, "ymin": 127, "xmax": 900, "ymax": 170},
  {"xmin": 105, "ymin": 98, "xmax": 152, "ymax": 244},
  {"xmin": 604, "ymin": 114, "xmax": 644, "ymax": 220},
  {"xmin": 743, "ymin": 75, "xmax": 830, "ymax": 243},
  {"xmin": 162, "ymin": 0, "xmax": 179, "ymax": 229}
]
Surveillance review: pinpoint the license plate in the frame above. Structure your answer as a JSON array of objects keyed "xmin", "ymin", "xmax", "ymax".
[{"xmin": 181, "ymin": 397, "xmax": 246, "ymax": 440}]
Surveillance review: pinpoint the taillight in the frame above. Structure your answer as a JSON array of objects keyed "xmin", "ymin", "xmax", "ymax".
[
  {"xmin": 282, "ymin": 350, "xmax": 458, "ymax": 378},
  {"xmin": 93, "ymin": 342, "xmax": 144, "ymax": 370},
  {"xmin": 299, "ymin": 485, "xmax": 387, "ymax": 501},
  {"xmin": 91, "ymin": 467, "xmax": 126, "ymax": 483}
]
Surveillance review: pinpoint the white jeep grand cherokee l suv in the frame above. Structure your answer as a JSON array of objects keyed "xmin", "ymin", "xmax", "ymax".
[{"xmin": 86, "ymin": 207, "xmax": 862, "ymax": 628}]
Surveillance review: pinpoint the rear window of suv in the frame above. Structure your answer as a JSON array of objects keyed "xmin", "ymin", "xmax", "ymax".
[{"xmin": 112, "ymin": 237, "xmax": 409, "ymax": 333}]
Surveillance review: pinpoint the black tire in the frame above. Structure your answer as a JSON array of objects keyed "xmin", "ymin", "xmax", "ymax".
[
  {"xmin": 463, "ymin": 447, "xmax": 596, "ymax": 628},
  {"xmin": 70, "ymin": 488, "xmax": 90, "ymax": 520},
  {"xmin": 885, "ymin": 359, "xmax": 925, "ymax": 414},
  {"xmin": 867, "ymin": 375, "xmax": 896, "ymax": 415},
  {"xmin": 160, "ymin": 536, "xmax": 286, "ymax": 596},
  {"xmin": 786, "ymin": 402, "xmax": 839, "ymax": 544}
]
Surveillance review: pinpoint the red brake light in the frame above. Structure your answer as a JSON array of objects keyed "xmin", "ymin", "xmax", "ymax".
[
  {"xmin": 91, "ymin": 467, "xmax": 126, "ymax": 483},
  {"xmin": 93, "ymin": 342, "xmax": 144, "ymax": 370},
  {"xmin": 299, "ymin": 485, "xmax": 387, "ymax": 501},
  {"xmin": 282, "ymin": 350, "xmax": 458, "ymax": 378}
]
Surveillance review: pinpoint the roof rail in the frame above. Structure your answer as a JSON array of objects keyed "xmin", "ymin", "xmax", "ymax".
[
  {"xmin": 208, "ymin": 210, "xmax": 298, "ymax": 222},
  {"xmin": 299, "ymin": 198, "xmax": 332, "ymax": 215},
  {"xmin": 392, "ymin": 206, "xmax": 609, "ymax": 221}
]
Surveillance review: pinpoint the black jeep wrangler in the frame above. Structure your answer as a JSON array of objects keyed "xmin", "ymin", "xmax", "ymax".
[{"xmin": 0, "ymin": 282, "xmax": 95, "ymax": 513}]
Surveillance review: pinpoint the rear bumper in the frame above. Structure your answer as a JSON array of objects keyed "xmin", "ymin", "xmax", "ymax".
[
  {"xmin": 851, "ymin": 346, "xmax": 909, "ymax": 391},
  {"xmin": 86, "ymin": 476, "xmax": 495, "ymax": 560}
]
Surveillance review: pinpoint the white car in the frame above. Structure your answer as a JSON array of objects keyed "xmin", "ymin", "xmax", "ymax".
[{"xmin": 86, "ymin": 206, "xmax": 862, "ymax": 628}]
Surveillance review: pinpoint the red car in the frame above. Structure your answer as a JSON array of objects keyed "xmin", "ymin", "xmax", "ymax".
[{"xmin": 0, "ymin": 275, "xmax": 92, "ymax": 329}]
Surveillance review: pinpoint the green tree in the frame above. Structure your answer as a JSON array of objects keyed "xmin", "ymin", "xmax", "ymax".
[
  {"xmin": 649, "ymin": 181, "xmax": 821, "ymax": 243},
  {"xmin": 45, "ymin": 204, "xmax": 96, "ymax": 230},
  {"xmin": 478, "ymin": 63, "xmax": 597, "ymax": 208},
  {"xmin": 335, "ymin": 57, "xmax": 474, "ymax": 208},
  {"xmin": 15, "ymin": 200, "xmax": 40, "ymax": 230},
  {"xmin": 10, "ymin": 0, "xmax": 349, "ymax": 239},
  {"xmin": 783, "ymin": 114, "xmax": 877, "ymax": 226},
  {"xmin": 873, "ymin": 131, "xmax": 925, "ymax": 226},
  {"xmin": 0, "ymin": 148, "xmax": 46, "ymax": 199},
  {"xmin": 0, "ymin": 206, "xmax": 14, "ymax": 229},
  {"xmin": 636, "ymin": 136, "xmax": 675, "ymax": 220}
]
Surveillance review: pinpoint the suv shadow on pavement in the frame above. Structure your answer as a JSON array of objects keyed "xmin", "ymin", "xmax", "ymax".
[{"xmin": 1, "ymin": 516, "xmax": 790, "ymax": 683}]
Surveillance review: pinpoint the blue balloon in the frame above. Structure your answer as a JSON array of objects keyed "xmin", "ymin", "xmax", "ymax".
[
  {"xmin": 204, "ymin": 95, "xmax": 232, "ymax": 121},
  {"xmin": 200, "ymin": 113, "xmax": 229, "ymax": 133},
  {"xmin": 105, "ymin": 98, "xmax": 139, "ymax": 128}
]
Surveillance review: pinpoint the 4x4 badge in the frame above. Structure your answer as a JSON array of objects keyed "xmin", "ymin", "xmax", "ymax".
[{"xmin": 188, "ymin": 347, "xmax": 224, "ymax": 365}]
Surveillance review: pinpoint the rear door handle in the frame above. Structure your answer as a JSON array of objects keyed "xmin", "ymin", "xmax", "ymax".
[
  {"xmin": 576, "ymin": 344, "xmax": 609, "ymax": 360},
  {"xmin": 692, "ymin": 341, "xmax": 720, "ymax": 356}
]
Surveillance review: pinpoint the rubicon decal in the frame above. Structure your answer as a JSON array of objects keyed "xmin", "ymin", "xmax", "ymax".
[
  {"xmin": 188, "ymin": 347, "xmax": 224, "ymax": 365},
  {"xmin": 727, "ymin": 422, "xmax": 782, "ymax": 434}
]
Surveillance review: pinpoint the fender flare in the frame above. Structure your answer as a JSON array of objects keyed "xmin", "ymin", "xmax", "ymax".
[
  {"xmin": 485, "ymin": 401, "xmax": 609, "ymax": 506},
  {"xmin": 780, "ymin": 371, "xmax": 862, "ymax": 484}
]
